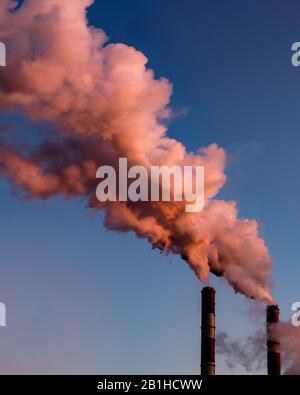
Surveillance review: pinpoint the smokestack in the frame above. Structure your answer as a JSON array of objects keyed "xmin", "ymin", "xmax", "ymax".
[
  {"xmin": 266, "ymin": 305, "xmax": 281, "ymax": 375},
  {"xmin": 201, "ymin": 286, "xmax": 216, "ymax": 375}
]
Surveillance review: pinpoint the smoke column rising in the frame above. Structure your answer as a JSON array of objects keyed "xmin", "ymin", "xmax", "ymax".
[{"xmin": 0, "ymin": 0, "xmax": 273, "ymax": 302}]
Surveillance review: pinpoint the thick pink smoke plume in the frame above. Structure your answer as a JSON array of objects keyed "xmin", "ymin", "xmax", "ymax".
[{"xmin": 0, "ymin": 0, "xmax": 273, "ymax": 302}]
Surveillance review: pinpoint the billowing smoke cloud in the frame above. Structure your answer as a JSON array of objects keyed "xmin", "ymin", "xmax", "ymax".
[
  {"xmin": 0, "ymin": 0, "xmax": 273, "ymax": 302},
  {"xmin": 217, "ymin": 323, "xmax": 300, "ymax": 374}
]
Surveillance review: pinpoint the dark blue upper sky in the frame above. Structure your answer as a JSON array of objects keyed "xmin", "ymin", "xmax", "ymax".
[{"xmin": 0, "ymin": 0, "xmax": 300, "ymax": 374}]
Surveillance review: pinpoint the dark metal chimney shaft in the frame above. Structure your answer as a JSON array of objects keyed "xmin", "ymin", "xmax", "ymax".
[
  {"xmin": 266, "ymin": 305, "xmax": 281, "ymax": 375},
  {"xmin": 201, "ymin": 286, "xmax": 216, "ymax": 375}
]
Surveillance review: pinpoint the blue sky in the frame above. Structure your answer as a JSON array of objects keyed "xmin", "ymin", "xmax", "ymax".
[{"xmin": 0, "ymin": 0, "xmax": 300, "ymax": 374}]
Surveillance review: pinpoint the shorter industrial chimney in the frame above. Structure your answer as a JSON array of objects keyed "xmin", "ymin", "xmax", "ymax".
[
  {"xmin": 201, "ymin": 286, "xmax": 215, "ymax": 375},
  {"xmin": 266, "ymin": 305, "xmax": 281, "ymax": 375}
]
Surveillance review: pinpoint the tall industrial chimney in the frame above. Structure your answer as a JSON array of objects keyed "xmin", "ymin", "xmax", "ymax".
[
  {"xmin": 266, "ymin": 305, "xmax": 281, "ymax": 375},
  {"xmin": 201, "ymin": 286, "xmax": 216, "ymax": 375}
]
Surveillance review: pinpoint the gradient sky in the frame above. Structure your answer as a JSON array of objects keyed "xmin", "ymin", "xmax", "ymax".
[{"xmin": 0, "ymin": 0, "xmax": 300, "ymax": 374}]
